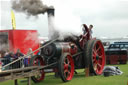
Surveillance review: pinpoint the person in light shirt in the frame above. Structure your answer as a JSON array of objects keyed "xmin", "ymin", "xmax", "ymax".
[
  {"xmin": 88, "ymin": 24, "xmax": 93, "ymax": 39},
  {"xmin": 24, "ymin": 48, "xmax": 34, "ymax": 67}
]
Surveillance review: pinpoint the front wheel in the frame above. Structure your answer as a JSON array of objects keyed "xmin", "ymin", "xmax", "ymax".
[
  {"xmin": 58, "ymin": 53, "xmax": 74, "ymax": 82},
  {"xmin": 30, "ymin": 55, "xmax": 45, "ymax": 83}
]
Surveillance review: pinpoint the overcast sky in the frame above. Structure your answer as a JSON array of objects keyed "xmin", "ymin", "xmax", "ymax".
[{"xmin": 0, "ymin": 0, "xmax": 128, "ymax": 38}]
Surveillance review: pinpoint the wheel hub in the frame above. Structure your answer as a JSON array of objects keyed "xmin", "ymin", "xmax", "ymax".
[{"xmin": 96, "ymin": 55, "xmax": 99, "ymax": 60}]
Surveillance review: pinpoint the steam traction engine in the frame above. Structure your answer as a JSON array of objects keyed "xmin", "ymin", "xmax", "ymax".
[{"xmin": 30, "ymin": 24, "xmax": 105, "ymax": 83}]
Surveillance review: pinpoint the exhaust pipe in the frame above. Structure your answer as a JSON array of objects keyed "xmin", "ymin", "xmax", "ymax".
[
  {"xmin": 47, "ymin": 8, "xmax": 55, "ymax": 40},
  {"xmin": 47, "ymin": 8, "xmax": 59, "ymax": 40},
  {"xmin": 47, "ymin": 8, "xmax": 54, "ymax": 17}
]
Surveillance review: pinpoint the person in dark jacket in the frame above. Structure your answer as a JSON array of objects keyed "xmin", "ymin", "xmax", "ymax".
[
  {"xmin": 14, "ymin": 49, "xmax": 24, "ymax": 68},
  {"xmin": 4, "ymin": 52, "xmax": 16, "ymax": 68},
  {"xmin": 15, "ymin": 49, "xmax": 24, "ymax": 58}
]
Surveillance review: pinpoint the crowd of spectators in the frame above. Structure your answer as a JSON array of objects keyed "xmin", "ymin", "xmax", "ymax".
[{"xmin": 0, "ymin": 48, "xmax": 34, "ymax": 69}]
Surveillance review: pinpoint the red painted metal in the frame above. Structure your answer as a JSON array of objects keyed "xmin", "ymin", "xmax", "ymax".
[
  {"xmin": 92, "ymin": 41, "xmax": 105, "ymax": 75},
  {"xmin": 33, "ymin": 57, "xmax": 45, "ymax": 81},
  {"xmin": 64, "ymin": 55, "xmax": 74, "ymax": 81},
  {"xmin": 60, "ymin": 42, "xmax": 77, "ymax": 55},
  {"xmin": 0, "ymin": 30, "xmax": 39, "ymax": 54}
]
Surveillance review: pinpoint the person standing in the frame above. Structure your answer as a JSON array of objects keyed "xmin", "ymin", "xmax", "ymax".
[
  {"xmin": 24, "ymin": 48, "xmax": 34, "ymax": 67},
  {"xmin": 15, "ymin": 49, "xmax": 24, "ymax": 57},
  {"xmin": 15, "ymin": 49, "xmax": 24, "ymax": 68},
  {"xmin": 88, "ymin": 24, "xmax": 93, "ymax": 38}
]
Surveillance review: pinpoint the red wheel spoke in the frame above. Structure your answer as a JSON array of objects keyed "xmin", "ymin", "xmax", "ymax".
[
  {"xmin": 96, "ymin": 69, "xmax": 99, "ymax": 73},
  {"xmin": 97, "ymin": 63, "xmax": 101, "ymax": 68},
  {"xmin": 64, "ymin": 64, "xmax": 68, "ymax": 69},
  {"xmin": 64, "ymin": 70, "xmax": 67, "ymax": 77},
  {"xmin": 95, "ymin": 44, "xmax": 102, "ymax": 56},
  {"xmin": 93, "ymin": 49, "xmax": 98, "ymax": 71},
  {"xmin": 66, "ymin": 58, "xmax": 70, "ymax": 65},
  {"xmin": 64, "ymin": 69, "xmax": 69, "ymax": 78},
  {"xmin": 64, "ymin": 69, "xmax": 68, "ymax": 73},
  {"xmin": 64, "ymin": 62, "xmax": 66, "ymax": 65},
  {"xmin": 96, "ymin": 46, "xmax": 101, "ymax": 53},
  {"xmin": 93, "ymin": 59, "xmax": 96, "ymax": 63},
  {"xmin": 68, "ymin": 71, "xmax": 71, "ymax": 75},
  {"xmin": 68, "ymin": 60, "xmax": 70, "ymax": 65},
  {"xmin": 93, "ymin": 50, "xmax": 97, "ymax": 57}
]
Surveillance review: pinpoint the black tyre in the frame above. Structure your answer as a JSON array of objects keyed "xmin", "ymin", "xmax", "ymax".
[
  {"xmin": 30, "ymin": 55, "xmax": 45, "ymax": 83},
  {"xmin": 58, "ymin": 53, "xmax": 74, "ymax": 82},
  {"xmin": 83, "ymin": 40, "xmax": 93, "ymax": 68}
]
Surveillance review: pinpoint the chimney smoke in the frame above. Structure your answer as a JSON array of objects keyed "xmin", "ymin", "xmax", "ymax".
[
  {"xmin": 11, "ymin": 0, "xmax": 57, "ymax": 40},
  {"xmin": 11, "ymin": 0, "xmax": 53, "ymax": 16}
]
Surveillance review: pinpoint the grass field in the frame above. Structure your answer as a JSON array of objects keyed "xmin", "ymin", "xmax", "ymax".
[{"xmin": 0, "ymin": 64, "xmax": 128, "ymax": 85}]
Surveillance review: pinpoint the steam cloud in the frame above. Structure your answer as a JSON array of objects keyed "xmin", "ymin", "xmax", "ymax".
[{"xmin": 12, "ymin": 0, "xmax": 53, "ymax": 16}]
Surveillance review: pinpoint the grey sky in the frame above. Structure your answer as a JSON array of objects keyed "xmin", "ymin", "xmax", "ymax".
[{"xmin": 0, "ymin": 0, "xmax": 128, "ymax": 38}]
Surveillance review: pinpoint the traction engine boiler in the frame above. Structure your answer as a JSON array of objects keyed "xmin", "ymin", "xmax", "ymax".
[{"xmin": 42, "ymin": 42, "xmax": 78, "ymax": 60}]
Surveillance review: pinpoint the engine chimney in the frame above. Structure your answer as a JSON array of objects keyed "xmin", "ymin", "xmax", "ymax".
[
  {"xmin": 47, "ymin": 8, "xmax": 59, "ymax": 40},
  {"xmin": 47, "ymin": 8, "xmax": 54, "ymax": 17}
]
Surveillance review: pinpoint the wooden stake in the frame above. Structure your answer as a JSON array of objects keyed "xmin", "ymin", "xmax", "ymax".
[
  {"xmin": 85, "ymin": 67, "xmax": 89, "ymax": 77},
  {"xmin": 28, "ymin": 77, "xmax": 31, "ymax": 85},
  {"xmin": 14, "ymin": 79, "xmax": 18, "ymax": 85}
]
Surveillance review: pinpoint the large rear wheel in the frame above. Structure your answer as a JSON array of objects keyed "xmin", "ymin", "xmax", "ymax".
[
  {"xmin": 30, "ymin": 55, "xmax": 45, "ymax": 83},
  {"xmin": 85, "ymin": 40, "xmax": 105, "ymax": 75},
  {"xmin": 58, "ymin": 53, "xmax": 74, "ymax": 82}
]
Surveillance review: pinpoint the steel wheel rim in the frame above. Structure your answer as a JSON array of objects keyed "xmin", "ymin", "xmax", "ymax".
[
  {"xmin": 33, "ymin": 57, "xmax": 45, "ymax": 81},
  {"xmin": 63, "ymin": 55, "xmax": 74, "ymax": 80},
  {"xmin": 92, "ymin": 41, "xmax": 105, "ymax": 74}
]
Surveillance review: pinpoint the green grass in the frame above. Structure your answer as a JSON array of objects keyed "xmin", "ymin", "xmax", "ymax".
[{"xmin": 0, "ymin": 64, "xmax": 128, "ymax": 85}]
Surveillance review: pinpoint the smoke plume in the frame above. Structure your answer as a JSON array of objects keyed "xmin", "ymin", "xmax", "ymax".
[
  {"xmin": 11, "ymin": 0, "xmax": 53, "ymax": 16},
  {"xmin": 11, "ymin": 0, "xmax": 56, "ymax": 40},
  {"xmin": 11, "ymin": 0, "xmax": 83, "ymax": 40}
]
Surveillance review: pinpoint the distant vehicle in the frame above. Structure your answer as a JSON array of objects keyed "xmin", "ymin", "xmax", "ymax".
[
  {"xmin": 105, "ymin": 42, "xmax": 128, "ymax": 64},
  {"xmin": 114, "ymin": 42, "xmax": 128, "ymax": 44},
  {"xmin": 108, "ymin": 42, "xmax": 128, "ymax": 50}
]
